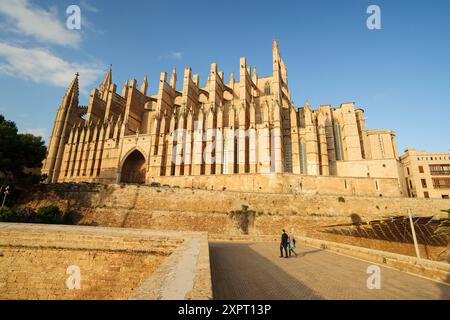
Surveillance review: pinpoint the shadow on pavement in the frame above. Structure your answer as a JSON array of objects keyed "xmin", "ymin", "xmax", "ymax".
[
  {"xmin": 300, "ymin": 248, "xmax": 323, "ymax": 257},
  {"xmin": 210, "ymin": 242, "xmax": 450, "ymax": 300},
  {"xmin": 209, "ymin": 242, "xmax": 324, "ymax": 300}
]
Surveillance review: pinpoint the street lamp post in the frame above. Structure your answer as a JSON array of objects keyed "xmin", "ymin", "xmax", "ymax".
[
  {"xmin": 1, "ymin": 185, "xmax": 10, "ymax": 208},
  {"xmin": 408, "ymin": 208, "xmax": 421, "ymax": 259}
]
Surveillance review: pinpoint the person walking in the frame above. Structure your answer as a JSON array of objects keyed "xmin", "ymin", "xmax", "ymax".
[
  {"xmin": 280, "ymin": 229, "xmax": 289, "ymax": 258},
  {"xmin": 288, "ymin": 233, "xmax": 298, "ymax": 257}
]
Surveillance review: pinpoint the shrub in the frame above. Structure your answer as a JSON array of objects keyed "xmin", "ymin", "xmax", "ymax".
[
  {"xmin": 62, "ymin": 210, "xmax": 82, "ymax": 225},
  {"xmin": 0, "ymin": 206, "xmax": 37, "ymax": 222},
  {"xmin": 350, "ymin": 213, "xmax": 364, "ymax": 226},
  {"xmin": 0, "ymin": 206, "xmax": 18, "ymax": 222},
  {"xmin": 14, "ymin": 207, "xmax": 36, "ymax": 223},
  {"xmin": 338, "ymin": 196, "xmax": 345, "ymax": 203},
  {"xmin": 0, "ymin": 205, "xmax": 80, "ymax": 225},
  {"xmin": 435, "ymin": 209, "xmax": 450, "ymax": 236},
  {"xmin": 36, "ymin": 205, "xmax": 62, "ymax": 224},
  {"xmin": 229, "ymin": 205, "xmax": 256, "ymax": 235}
]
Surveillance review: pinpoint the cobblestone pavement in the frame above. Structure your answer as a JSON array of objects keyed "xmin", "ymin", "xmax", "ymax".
[{"xmin": 209, "ymin": 242, "xmax": 450, "ymax": 300}]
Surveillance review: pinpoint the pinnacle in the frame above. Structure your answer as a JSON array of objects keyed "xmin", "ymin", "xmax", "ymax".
[{"xmin": 100, "ymin": 66, "xmax": 112, "ymax": 91}]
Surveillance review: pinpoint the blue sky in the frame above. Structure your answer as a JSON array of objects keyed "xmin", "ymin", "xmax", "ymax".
[{"xmin": 0, "ymin": 0, "xmax": 449, "ymax": 153}]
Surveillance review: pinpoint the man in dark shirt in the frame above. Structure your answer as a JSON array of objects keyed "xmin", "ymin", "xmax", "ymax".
[{"xmin": 280, "ymin": 229, "xmax": 289, "ymax": 258}]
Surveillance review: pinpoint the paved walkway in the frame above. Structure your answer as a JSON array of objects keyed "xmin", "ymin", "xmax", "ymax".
[{"xmin": 209, "ymin": 242, "xmax": 450, "ymax": 300}]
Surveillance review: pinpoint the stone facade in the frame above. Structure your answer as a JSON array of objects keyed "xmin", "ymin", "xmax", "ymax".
[
  {"xmin": 400, "ymin": 148, "xmax": 450, "ymax": 199},
  {"xmin": 41, "ymin": 41, "xmax": 400, "ymax": 196}
]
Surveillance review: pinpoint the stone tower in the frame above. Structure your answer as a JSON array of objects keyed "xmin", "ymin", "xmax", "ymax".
[{"xmin": 42, "ymin": 73, "xmax": 81, "ymax": 183}]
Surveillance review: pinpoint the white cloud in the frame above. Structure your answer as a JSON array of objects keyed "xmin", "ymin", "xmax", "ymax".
[
  {"xmin": 80, "ymin": 0, "xmax": 99, "ymax": 13},
  {"xmin": 25, "ymin": 127, "xmax": 47, "ymax": 139},
  {"xmin": 0, "ymin": 0, "xmax": 81, "ymax": 48},
  {"xmin": 0, "ymin": 42, "xmax": 103, "ymax": 92},
  {"xmin": 158, "ymin": 51, "xmax": 184, "ymax": 61},
  {"xmin": 171, "ymin": 52, "xmax": 184, "ymax": 60}
]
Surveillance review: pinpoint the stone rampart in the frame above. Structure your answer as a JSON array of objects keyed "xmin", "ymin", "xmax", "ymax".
[{"xmin": 0, "ymin": 223, "xmax": 211, "ymax": 300}]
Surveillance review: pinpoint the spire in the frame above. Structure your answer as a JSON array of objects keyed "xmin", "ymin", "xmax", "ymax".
[
  {"xmin": 304, "ymin": 99, "xmax": 310, "ymax": 109},
  {"xmin": 63, "ymin": 72, "xmax": 79, "ymax": 108},
  {"xmin": 100, "ymin": 66, "xmax": 112, "ymax": 92},
  {"xmin": 252, "ymin": 66, "xmax": 257, "ymax": 82},
  {"xmin": 193, "ymin": 74, "xmax": 199, "ymax": 87},
  {"xmin": 272, "ymin": 37, "xmax": 280, "ymax": 60},
  {"xmin": 170, "ymin": 67, "xmax": 177, "ymax": 89},
  {"xmin": 140, "ymin": 75, "xmax": 148, "ymax": 95},
  {"xmin": 67, "ymin": 72, "xmax": 79, "ymax": 95},
  {"xmin": 121, "ymin": 79, "xmax": 129, "ymax": 97}
]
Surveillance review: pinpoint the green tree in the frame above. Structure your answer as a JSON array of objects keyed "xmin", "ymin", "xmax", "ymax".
[
  {"xmin": 18, "ymin": 133, "xmax": 47, "ymax": 169},
  {"xmin": 0, "ymin": 114, "xmax": 46, "ymax": 183},
  {"xmin": 0, "ymin": 114, "xmax": 20, "ymax": 177}
]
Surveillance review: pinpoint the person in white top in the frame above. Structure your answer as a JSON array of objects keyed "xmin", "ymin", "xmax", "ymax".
[{"xmin": 288, "ymin": 230, "xmax": 298, "ymax": 257}]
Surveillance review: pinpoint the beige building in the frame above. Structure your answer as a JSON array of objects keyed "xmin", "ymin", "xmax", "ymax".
[
  {"xmin": 400, "ymin": 148, "xmax": 450, "ymax": 199},
  {"xmin": 42, "ymin": 40, "xmax": 402, "ymax": 195}
]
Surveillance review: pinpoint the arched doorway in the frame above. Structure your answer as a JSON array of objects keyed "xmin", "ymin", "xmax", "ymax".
[{"xmin": 120, "ymin": 150, "xmax": 146, "ymax": 184}]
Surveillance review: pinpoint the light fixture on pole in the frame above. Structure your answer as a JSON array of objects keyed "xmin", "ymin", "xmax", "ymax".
[{"xmin": 1, "ymin": 185, "xmax": 10, "ymax": 208}]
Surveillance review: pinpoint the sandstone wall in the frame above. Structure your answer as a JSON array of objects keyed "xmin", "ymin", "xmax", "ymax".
[
  {"xmin": 0, "ymin": 247, "xmax": 166, "ymax": 300},
  {"xmin": 148, "ymin": 173, "xmax": 402, "ymax": 197},
  {"xmin": 19, "ymin": 184, "xmax": 450, "ymax": 237},
  {"xmin": 0, "ymin": 224, "xmax": 211, "ymax": 300}
]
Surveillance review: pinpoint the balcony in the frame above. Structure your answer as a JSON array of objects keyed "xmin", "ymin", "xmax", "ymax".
[
  {"xmin": 429, "ymin": 164, "xmax": 450, "ymax": 175},
  {"xmin": 432, "ymin": 178, "xmax": 450, "ymax": 189}
]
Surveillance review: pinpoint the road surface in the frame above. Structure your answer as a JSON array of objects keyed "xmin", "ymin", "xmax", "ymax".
[{"xmin": 209, "ymin": 242, "xmax": 450, "ymax": 300}]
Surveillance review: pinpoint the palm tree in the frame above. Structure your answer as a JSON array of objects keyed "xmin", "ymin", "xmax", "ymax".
[{"xmin": 434, "ymin": 209, "xmax": 450, "ymax": 236}]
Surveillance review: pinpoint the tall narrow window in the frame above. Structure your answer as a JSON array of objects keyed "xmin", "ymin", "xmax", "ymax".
[
  {"xmin": 264, "ymin": 82, "xmax": 271, "ymax": 96},
  {"xmin": 299, "ymin": 140, "xmax": 307, "ymax": 174},
  {"xmin": 421, "ymin": 179, "xmax": 427, "ymax": 188},
  {"xmin": 223, "ymin": 137, "xmax": 229, "ymax": 174},
  {"xmin": 284, "ymin": 139, "xmax": 293, "ymax": 173},
  {"xmin": 333, "ymin": 123, "xmax": 343, "ymax": 161}
]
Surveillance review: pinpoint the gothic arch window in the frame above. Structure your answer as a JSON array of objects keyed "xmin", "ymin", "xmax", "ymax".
[{"xmin": 264, "ymin": 82, "xmax": 271, "ymax": 96}]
